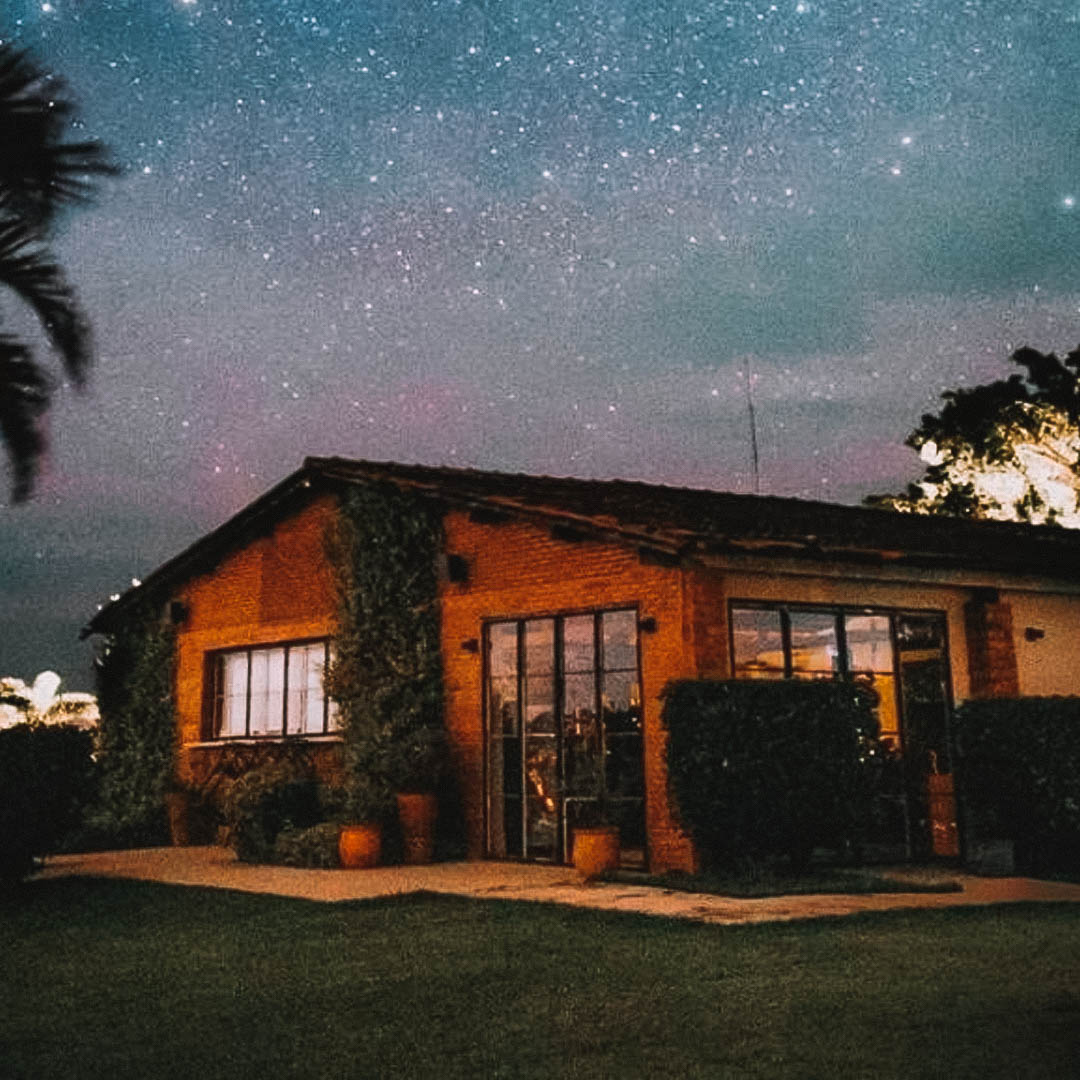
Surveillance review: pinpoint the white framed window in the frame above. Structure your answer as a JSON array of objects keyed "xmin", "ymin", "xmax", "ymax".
[{"xmin": 208, "ymin": 639, "xmax": 338, "ymax": 738}]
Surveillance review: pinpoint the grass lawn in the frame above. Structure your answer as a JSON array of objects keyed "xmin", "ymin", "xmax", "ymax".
[{"xmin": 2, "ymin": 879, "xmax": 1078, "ymax": 1080}]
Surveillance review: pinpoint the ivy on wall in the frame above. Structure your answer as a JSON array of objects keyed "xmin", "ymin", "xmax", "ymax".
[
  {"xmin": 326, "ymin": 482, "xmax": 446, "ymax": 818},
  {"xmin": 91, "ymin": 601, "xmax": 177, "ymax": 844}
]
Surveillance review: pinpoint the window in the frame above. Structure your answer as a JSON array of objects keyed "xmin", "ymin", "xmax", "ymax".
[{"xmin": 208, "ymin": 639, "xmax": 338, "ymax": 738}]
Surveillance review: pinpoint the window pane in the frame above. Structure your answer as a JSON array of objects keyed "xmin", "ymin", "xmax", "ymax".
[
  {"xmin": 523, "ymin": 673, "xmax": 555, "ymax": 733},
  {"xmin": 845, "ymin": 615, "xmax": 893, "ymax": 674},
  {"xmin": 732, "ymin": 608, "xmax": 785, "ymax": 677},
  {"xmin": 489, "ymin": 675, "xmax": 519, "ymax": 736},
  {"xmin": 563, "ymin": 615, "xmax": 595, "ymax": 674},
  {"xmin": 249, "ymin": 648, "xmax": 284, "ymax": 735},
  {"xmin": 602, "ymin": 610, "xmax": 638, "ymax": 671},
  {"xmin": 487, "ymin": 622, "xmax": 518, "ymax": 678},
  {"xmin": 602, "ymin": 670, "xmax": 642, "ymax": 733},
  {"xmin": 287, "ymin": 644, "xmax": 326, "ymax": 735},
  {"xmin": 220, "ymin": 653, "xmax": 248, "ymax": 736},
  {"xmin": 789, "ymin": 611, "xmax": 839, "ymax": 675},
  {"xmin": 524, "ymin": 619, "xmax": 554, "ymax": 675},
  {"xmin": 563, "ymin": 672, "xmax": 597, "ymax": 724}
]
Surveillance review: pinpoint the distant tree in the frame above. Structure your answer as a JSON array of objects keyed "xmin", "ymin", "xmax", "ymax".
[
  {"xmin": 0, "ymin": 44, "xmax": 114, "ymax": 502},
  {"xmin": 866, "ymin": 346, "xmax": 1080, "ymax": 527}
]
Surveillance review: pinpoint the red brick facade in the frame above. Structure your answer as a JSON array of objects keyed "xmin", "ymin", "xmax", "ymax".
[
  {"xmin": 964, "ymin": 597, "xmax": 1021, "ymax": 699},
  {"xmin": 162, "ymin": 487, "xmax": 1033, "ymax": 874}
]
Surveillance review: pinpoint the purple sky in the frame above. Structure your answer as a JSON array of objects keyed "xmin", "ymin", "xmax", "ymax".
[{"xmin": 3, "ymin": 0, "xmax": 1079, "ymax": 689}]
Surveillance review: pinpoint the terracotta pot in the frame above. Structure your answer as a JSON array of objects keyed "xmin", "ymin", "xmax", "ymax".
[
  {"xmin": 573, "ymin": 825, "xmax": 620, "ymax": 880},
  {"xmin": 338, "ymin": 823, "xmax": 382, "ymax": 869},
  {"xmin": 396, "ymin": 792, "xmax": 438, "ymax": 865}
]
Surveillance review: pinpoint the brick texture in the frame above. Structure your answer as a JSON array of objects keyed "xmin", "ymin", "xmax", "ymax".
[
  {"xmin": 440, "ymin": 510, "xmax": 698, "ymax": 872},
  {"xmin": 173, "ymin": 495, "xmax": 340, "ymax": 784},
  {"xmin": 170, "ymin": 496, "xmax": 704, "ymax": 871},
  {"xmin": 963, "ymin": 598, "xmax": 1021, "ymax": 699}
]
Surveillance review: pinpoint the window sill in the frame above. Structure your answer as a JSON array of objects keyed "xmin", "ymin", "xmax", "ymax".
[{"xmin": 186, "ymin": 734, "xmax": 344, "ymax": 749}]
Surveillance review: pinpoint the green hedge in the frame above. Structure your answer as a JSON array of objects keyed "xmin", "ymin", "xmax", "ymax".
[
  {"xmin": 0, "ymin": 723, "xmax": 97, "ymax": 887},
  {"xmin": 955, "ymin": 697, "xmax": 1080, "ymax": 873},
  {"xmin": 90, "ymin": 603, "xmax": 176, "ymax": 846},
  {"xmin": 662, "ymin": 679, "xmax": 879, "ymax": 869}
]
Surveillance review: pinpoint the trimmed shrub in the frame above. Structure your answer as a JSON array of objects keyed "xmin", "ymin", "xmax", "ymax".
[
  {"xmin": 955, "ymin": 697, "xmax": 1080, "ymax": 874},
  {"xmin": 663, "ymin": 679, "xmax": 879, "ymax": 869},
  {"xmin": 223, "ymin": 760, "xmax": 322, "ymax": 864},
  {"xmin": 273, "ymin": 822, "xmax": 341, "ymax": 868},
  {"xmin": 0, "ymin": 723, "xmax": 97, "ymax": 887},
  {"xmin": 91, "ymin": 604, "xmax": 176, "ymax": 846}
]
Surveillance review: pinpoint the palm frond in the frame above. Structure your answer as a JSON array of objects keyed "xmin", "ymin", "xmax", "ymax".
[
  {"xmin": 0, "ymin": 216, "xmax": 91, "ymax": 383},
  {"xmin": 0, "ymin": 45, "xmax": 117, "ymax": 229},
  {"xmin": 0, "ymin": 336, "xmax": 52, "ymax": 503}
]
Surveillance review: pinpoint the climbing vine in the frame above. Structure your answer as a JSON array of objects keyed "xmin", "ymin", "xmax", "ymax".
[
  {"xmin": 91, "ymin": 600, "xmax": 177, "ymax": 844},
  {"xmin": 326, "ymin": 482, "xmax": 446, "ymax": 818}
]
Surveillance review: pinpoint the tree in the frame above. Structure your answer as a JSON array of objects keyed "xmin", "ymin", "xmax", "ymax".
[
  {"xmin": 867, "ymin": 346, "xmax": 1080, "ymax": 527},
  {"xmin": 0, "ymin": 45, "xmax": 114, "ymax": 502}
]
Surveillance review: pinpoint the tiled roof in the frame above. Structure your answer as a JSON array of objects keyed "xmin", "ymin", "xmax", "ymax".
[{"xmin": 84, "ymin": 456, "xmax": 1080, "ymax": 635}]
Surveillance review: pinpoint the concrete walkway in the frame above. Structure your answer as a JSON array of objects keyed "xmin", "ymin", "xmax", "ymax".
[{"xmin": 37, "ymin": 846, "xmax": 1080, "ymax": 926}]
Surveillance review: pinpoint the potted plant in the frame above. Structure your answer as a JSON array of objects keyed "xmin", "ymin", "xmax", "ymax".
[
  {"xmin": 337, "ymin": 777, "xmax": 384, "ymax": 869},
  {"xmin": 571, "ymin": 755, "xmax": 620, "ymax": 879},
  {"xmin": 386, "ymin": 724, "xmax": 446, "ymax": 865}
]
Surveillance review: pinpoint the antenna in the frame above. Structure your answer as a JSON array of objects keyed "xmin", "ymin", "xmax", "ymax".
[{"xmin": 742, "ymin": 357, "xmax": 761, "ymax": 495}]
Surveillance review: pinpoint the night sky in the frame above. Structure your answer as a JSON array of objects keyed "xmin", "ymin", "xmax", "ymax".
[{"xmin": 3, "ymin": 0, "xmax": 1080, "ymax": 689}]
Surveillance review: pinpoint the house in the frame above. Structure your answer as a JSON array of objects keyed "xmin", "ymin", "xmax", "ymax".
[{"xmin": 84, "ymin": 457, "xmax": 1080, "ymax": 872}]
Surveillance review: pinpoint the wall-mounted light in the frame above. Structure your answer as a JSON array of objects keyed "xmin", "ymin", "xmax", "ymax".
[
  {"xmin": 167, "ymin": 600, "xmax": 188, "ymax": 626},
  {"xmin": 638, "ymin": 616, "xmax": 658, "ymax": 634},
  {"xmin": 1024, "ymin": 626, "xmax": 1045, "ymax": 642},
  {"xmin": 461, "ymin": 638, "xmax": 479, "ymax": 653},
  {"xmin": 447, "ymin": 554, "xmax": 470, "ymax": 584}
]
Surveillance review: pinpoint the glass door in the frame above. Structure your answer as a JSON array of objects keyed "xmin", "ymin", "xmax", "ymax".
[
  {"xmin": 895, "ymin": 612, "xmax": 955, "ymax": 859},
  {"xmin": 485, "ymin": 611, "xmax": 644, "ymax": 864}
]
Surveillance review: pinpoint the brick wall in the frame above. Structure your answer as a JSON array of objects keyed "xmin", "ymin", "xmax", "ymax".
[
  {"xmin": 963, "ymin": 596, "xmax": 1021, "ymax": 699},
  {"xmin": 168, "ymin": 493, "xmax": 706, "ymax": 871},
  {"xmin": 172, "ymin": 495, "xmax": 340, "ymax": 784},
  {"xmin": 440, "ymin": 511, "xmax": 699, "ymax": 872}
]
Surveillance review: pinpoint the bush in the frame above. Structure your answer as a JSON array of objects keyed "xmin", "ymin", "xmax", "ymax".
[
  {"xmin": 662, "ymin": 679, "xmax": 879, "ymax": 869},
  {"xmin": 91, "ymin": 606, "xmax": 176, "ymax": 846},
  {"xmin": 955, "ymin": 697, "xmax": 1080, "ymax": 874},
  {"xmin": 223, "ymin": 760, "xmax": 323, "ymax": 864},
  {"xmin": 0, "ymin": 723, "xmax": 97, "ymax": 887},
  {"xmin": 273, "ymin": 822, "xmax": 341, "ymax": 868}
]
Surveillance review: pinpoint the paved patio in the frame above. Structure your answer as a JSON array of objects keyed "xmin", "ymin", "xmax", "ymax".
[{"xmin": 36, "ymin": 846, "xmax": 1080, "ymax": 925}]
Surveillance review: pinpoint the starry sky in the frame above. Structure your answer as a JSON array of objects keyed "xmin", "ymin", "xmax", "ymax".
[{"xmin": 3, "ymin": 0, "xmax": 1080, "ymax": 689}]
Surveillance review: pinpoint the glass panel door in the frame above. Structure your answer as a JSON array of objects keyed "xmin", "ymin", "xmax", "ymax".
[
  {"xmin": 895, "ymin": 612, "xmax": 954, "ymax": 859},
  {"xmin": 485, "ymin": 611, "xmax": 645, "ymax": 864}
]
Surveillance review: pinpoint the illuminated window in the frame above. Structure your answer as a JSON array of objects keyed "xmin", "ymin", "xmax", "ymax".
[{"xmin": 207, "ymin": 639, "xmax": 338, "ymax": 738}]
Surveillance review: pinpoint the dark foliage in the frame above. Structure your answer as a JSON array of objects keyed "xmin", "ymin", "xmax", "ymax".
[
  {"xmin": 663, "ymin": 679, "xmax": 879, "ymax": 869},
  {"xmin": 273, "ymin": 822, "xmax": 341, "ymax": 868},
  {"xmin": 0, "ymin": 44, "xmax": 116, "ymax": 502},
  {"xmin": 0, "ymin": 722, "xmax": 97, "ymax": 886},
  {"xmin": 955, "ymin": 697, "xmax": 1080, "ymax": 873},
  {"xmin": 222, "ymin": 757, "xmax": 325, "ymax": 864},
  {"xmin": 89, "ymin": 604, "xmax": 176, "ymax": 847},
  {"xmin": 325, "ymin": 483, "xmax": 447, "ymax": 816}
]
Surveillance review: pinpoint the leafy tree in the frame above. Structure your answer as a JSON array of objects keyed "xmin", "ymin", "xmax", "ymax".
[
  {"xmin": 867, "ymin": 346, "xmax": 1080, "ymax": 527},
  {"xmin": 0, "ymin": 45, "xmax": 114, "ymax": 502}
]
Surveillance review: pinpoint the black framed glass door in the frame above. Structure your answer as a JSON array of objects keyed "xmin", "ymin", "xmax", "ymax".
[{"xmin": 485, "ymin": 610, "xmax": 645, "ymax": 864}]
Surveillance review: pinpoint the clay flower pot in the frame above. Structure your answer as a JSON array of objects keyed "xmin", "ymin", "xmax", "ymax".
[
  {"xmin": 572, "ymin": 824, "xmax": 620, "ymax": 880},
  {"xmin": 338, "ymin": 822, "xmax": 382, "ymax": 869},
  {"xmin": 396, "ymin": 792, "xmax": 438, "ymax": 864}
]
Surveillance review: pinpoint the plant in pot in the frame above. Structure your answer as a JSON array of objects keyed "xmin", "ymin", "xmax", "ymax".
[
  {"xmin": 336, "ymin": 776, "xmax": 385, "ymax": 870},
  {"xmin": 385, "ymin": 723, "xmax": 446, "ymax": 865},
  {"xmin": 571, "ymin": 754, "xmax": 621, "ymax": 880}
]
